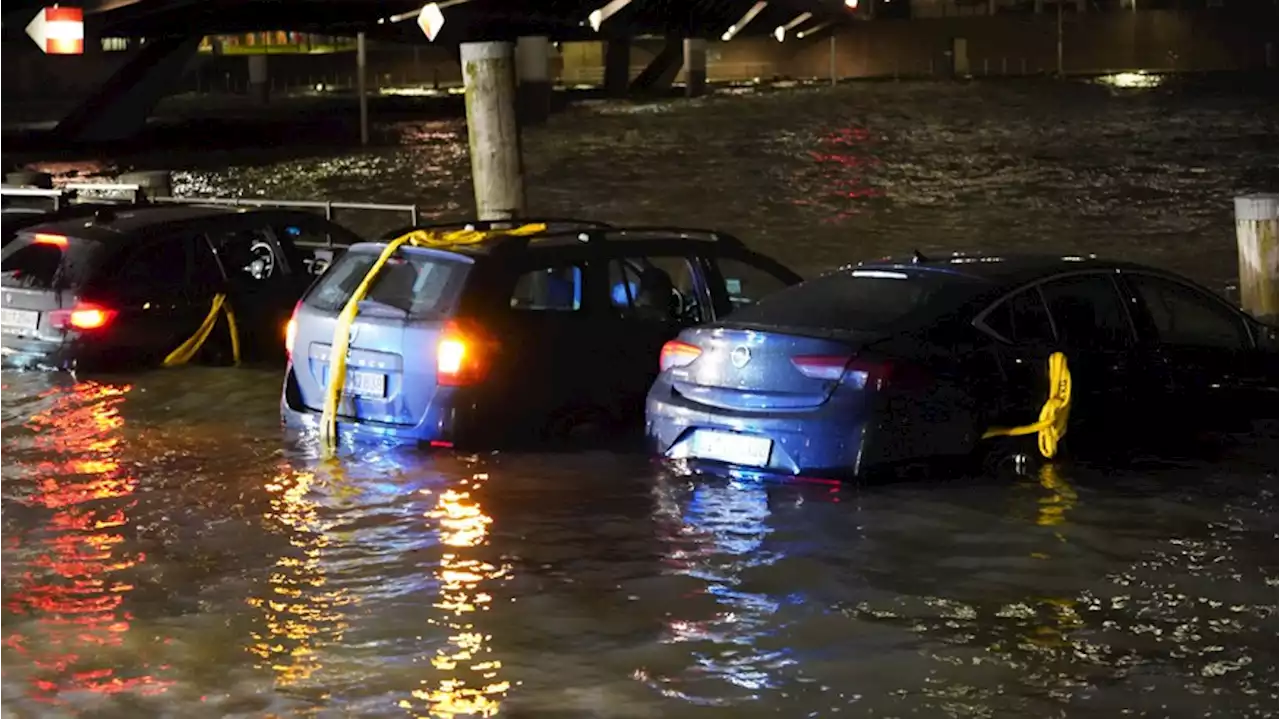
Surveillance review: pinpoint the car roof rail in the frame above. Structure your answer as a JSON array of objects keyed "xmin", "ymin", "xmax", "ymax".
[
  {"xmin": 376, "ymin": 217, "xmax": 614, "ymax": 241},
  {"xmin": 151, "ymin": 196, "xmax": 424, "ymax": 226},
  {"xmin": 493, "ymin": 225, "xmax": 748, "ymax": 253}
]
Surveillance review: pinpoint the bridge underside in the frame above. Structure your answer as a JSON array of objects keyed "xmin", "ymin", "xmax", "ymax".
[
  {"xmin": 3, "ymin": 0, "xmax": 849, "ymax": 143},
  {"xmin": 5, "ymin": 0, "xmax": 848, "ymax": 44}
]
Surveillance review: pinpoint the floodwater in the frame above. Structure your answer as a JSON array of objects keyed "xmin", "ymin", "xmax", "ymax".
[{"xmin": 3, "ymin": 76, "xmax": 1278, "ymax": 718}]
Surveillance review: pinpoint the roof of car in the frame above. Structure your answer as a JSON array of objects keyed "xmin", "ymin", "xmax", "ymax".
[
  {"xmin": 852, "ymin": 253, "xmax": 1160, "ymax": 287},
  {"xmin": 16, "ymin": 203, "xmax": 244, "ymax": 242}
]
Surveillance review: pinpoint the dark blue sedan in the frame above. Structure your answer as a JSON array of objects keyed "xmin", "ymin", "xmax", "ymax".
[{"xmin": 645, "ymin": 254, "xmax": 1279, "ymax": 479}]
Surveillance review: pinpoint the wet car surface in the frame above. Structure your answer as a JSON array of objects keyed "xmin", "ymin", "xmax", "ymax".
[{"xmin": 1, "ymin": 76, "xmax": 1276, "ymax": 717}]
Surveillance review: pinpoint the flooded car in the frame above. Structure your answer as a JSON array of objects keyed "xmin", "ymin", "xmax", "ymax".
[
  {"xmin": 646, "ymin": 254, "xmax": 1279, "ymax": 479},
  {"xmin": 281, "ymin": 222, "xmax": 802, "ymax": 446},
  {"xmin": 1, "ymin": 205, "xmax": 360, "ymax": 370}
]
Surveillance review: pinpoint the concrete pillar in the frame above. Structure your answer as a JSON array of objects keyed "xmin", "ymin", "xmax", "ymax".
[
  {"xmin": 1235, "ymin": 194, "xmax": 1279, "ymax": 320},
  {"xmin": 460, "ymin": 42, "xmax": 525, "ymax": 221},
  {"xmin": 516, "ymin": 35, "xmax": 551, "ymax": 126},
  {"xmin": 604, "ymin": 39, "xmax": 630, "ymax": 97},
  {"xmin": 682, "ymin": 38, "xmax": 707, "ymax": 97},
  {"xmin": 248, "ymin": 54, "xmax": 268, "ymax": 103},
  {"xmin": 357, "ymin": 32, "xmax": 368, "ymax": 145}
]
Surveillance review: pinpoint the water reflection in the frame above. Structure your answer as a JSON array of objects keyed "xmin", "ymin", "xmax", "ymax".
[
  {"xmin": 646, "ymin": 474, "xmax": 790, "ymax": 705},
  {"xmin": 404, "ymin": 471, "xmax": 512, "ymax": 718},
  {"xmin": 3, "ymin": 381, "xmax": 171, "ymax": 703},
  {"xmin": 247, "ymin": 463, "xmax": 354, "ymax": 689}
]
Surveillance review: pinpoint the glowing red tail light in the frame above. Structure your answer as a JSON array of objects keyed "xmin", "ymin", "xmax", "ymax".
[
  {"xmin": 436, "ymin": 319, "xmax": 497, "ymax": 387},
  {"xmin": 32, "ymin": 233, "xmax": 69, "ymax": 248},
  {"xmin": 284, "ymin": 301, "xmax": 301, "ymax": 360},
  {"xmin": 659, "ymin": 340, "xmax": 702, "ymax": 372},
  {"xmin": 49, "ymin": 301, "xmax": 117, "ymax": 331}
]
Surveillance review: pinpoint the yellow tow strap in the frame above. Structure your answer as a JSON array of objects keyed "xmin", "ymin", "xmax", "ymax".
[
  {"xmin": 317, "ymin": 223, "xmax": 548, "ymax": 456},
  {"xmin": 163, "ymin": 293, "xmax": 241, "ymax": 368},
  {"xmin": 982, "ymin": 351, "xmax": 1072, "ymax": 459}
]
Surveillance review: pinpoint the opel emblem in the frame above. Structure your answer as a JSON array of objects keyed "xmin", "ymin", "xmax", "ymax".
[{"xmin": 730, "ymin": 345, "xmax": 751, "ymax": 369}]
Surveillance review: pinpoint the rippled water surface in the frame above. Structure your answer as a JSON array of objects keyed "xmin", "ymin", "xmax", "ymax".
[{"xmin": 3, "ymin": 78, "xmax": 1278, "ymax": 717}]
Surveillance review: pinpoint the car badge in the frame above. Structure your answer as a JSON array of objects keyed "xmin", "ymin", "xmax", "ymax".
[{"xmin": 730, "ymin": 345, "xmax": 751, "ymax": 369}]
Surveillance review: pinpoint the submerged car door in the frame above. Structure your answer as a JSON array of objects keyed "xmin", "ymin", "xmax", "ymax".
[
  {"xmin": 1035, "ymin": 271, "xmax": 1157, "ymax": 441},
  {"xmin": 205, "ymin": 218, "xmax": 302, "ymax": 359},
  {"xmin": 972, "ymin": 284, "xmax": 1063, "ymax": 429},
  {"xmin": 1119, "ymin": 270, "xmax": 1277, "ymax": 430},
  {"xmin": 107, "ymin": 234, "xmax": 211, "ymax": 363},
  {"xmin": 603, "ymin": 253, "xmax": 717, "ymax": 415}
]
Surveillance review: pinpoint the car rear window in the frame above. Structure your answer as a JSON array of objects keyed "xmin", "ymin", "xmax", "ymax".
[
  {"xmin": 305, "ymin": 247, "xmax": 470, "ymax": 318},
  {"xmin": 0, "ymin": 233, "xmax": 101, "ymax": 290},
  {"xmin": 725, "ymin": 269, "xmax": 976, "ymax": 333}
]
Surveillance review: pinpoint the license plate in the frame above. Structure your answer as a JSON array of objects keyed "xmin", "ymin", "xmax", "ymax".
[
  {"xmin": 336, "ymin": 370, "xmax": 385, "ymax": 398},
  {"xmin": 1, "ymin": 308, "xmax": 39, "ymax": 334},
  {"xmin": 689, "ymin": 430, "xmax": 773, "ymax": 467}
]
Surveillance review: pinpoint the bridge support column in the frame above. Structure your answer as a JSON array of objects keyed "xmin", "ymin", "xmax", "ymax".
[
  {"xmin": 461, "ymin": 41, "xmax": 525, "ymax": 221},
  {"xmin": 683, "ymin": 39, "xmax": 707, "ymax": 97},
  {"xmin": 516, "ymin": 36, "xmax": 551, "ymax": 126},
  {"xmin": 604, "ymin": 39, "xmax": 630, "ymax": 97},
  {"xmin": 248, "ymin": 55, "xmax": 269, "ymax": 103}
]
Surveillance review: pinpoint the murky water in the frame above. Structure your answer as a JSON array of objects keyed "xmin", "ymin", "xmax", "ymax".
[{"xmin": 3, "ymin": 77, "xmax": 1278, "ymax": 718}]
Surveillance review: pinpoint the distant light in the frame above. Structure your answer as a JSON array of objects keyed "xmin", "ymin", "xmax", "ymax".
[
  {"xmin": 845, "ymin": 0, "xmax": 859, "ymax": 7},
  {"xmin": 720, "ymin": 28, "xmax": 734, "ymax": 41},
  {"xmin": 773, "ymin": 26, "xmax": 785, "ymax": 42},
  {"xmin": 588, "ymin": 0, "xmax": 633, "ymax": 32},
  {"xmin": 721, "ymin": 1, "xmax": 767, "ymax": 42},
  {"xmin": 588, "ymin": 9, "xmax": 603, "ymax": 31}
]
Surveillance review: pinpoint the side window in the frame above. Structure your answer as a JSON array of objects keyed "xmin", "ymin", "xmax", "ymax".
[
  {"xmin": 1039, "ymin": 274, "xmax": 1133, "ymax": 349},
  {"xmin": 207, "ymin": 226, "xmax": 282, "ymax": 284},
  {"xmin": 1127, "ymin": 273, "xmax": 1249, "ymax": 350},
  {"xmin": 273, "ymin": 218, "xmax": 337, "ymax": 275},
  {"xmin": 981, "ymin": 287, "xmax": 1056, "ymax": 345},
  {"xmin": 607, "ymin": 256, "xmax": 707, "ymax": 324},
  {"xmin": 712, "ymin": 256, "xmax": 792, "ymax": 314},
  {"xmin": 116, "ymin": 237, "xmax": 190, "ymax": 287},
  {"xmin": 190, "ymin": 236, "xmax": 225, "ymax": 288},
  {"xmin": 509, "ymin": 265, "xmax": 583, "ymax": 311}
]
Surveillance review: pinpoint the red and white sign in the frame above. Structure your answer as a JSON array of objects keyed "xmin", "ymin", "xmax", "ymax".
[
  {"xmin": 26, "ymin": 6, "xmax": 85, "ymax": 55},
  {"xmin": 417, "ymin": 3, "xmax": 445, "ymax": 42}
]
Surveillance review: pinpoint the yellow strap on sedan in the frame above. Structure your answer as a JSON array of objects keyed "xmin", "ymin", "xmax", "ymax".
[
  {"xmin": 317, "ymin": 223, "xmax": 548, "ymax": 456},
  {"xmin": 163, "ymin": 293, "xmax": 241, "ymax": 368},
  {"xmin": 982, "ymin": 351, "xmax": 1072, "ymax": 459}
]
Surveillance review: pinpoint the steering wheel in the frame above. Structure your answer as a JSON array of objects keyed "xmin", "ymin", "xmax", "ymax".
[{"xmin": 243, "ymin": 239, "xmax": 277, "ymax": 280}]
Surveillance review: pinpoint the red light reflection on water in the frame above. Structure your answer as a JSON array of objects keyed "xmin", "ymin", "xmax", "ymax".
[
  {"xmin": 4, "ymin": 381, "xmax": 172, "ymax": 702},
  {"xmin": 796, "ymin": 125, "xmax": 885, "ymax": 222}
]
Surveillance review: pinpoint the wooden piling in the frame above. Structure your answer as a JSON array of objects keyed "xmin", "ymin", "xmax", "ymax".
[
  {"xmin": 460, "ymin": 41, "xmax": 525, "ymax": 222},
  {"xmin": 1235, "ymin": 194, "xmax": 1279, "ymax": 319}
]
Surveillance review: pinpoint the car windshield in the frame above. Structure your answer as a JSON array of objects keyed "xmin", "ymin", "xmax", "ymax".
[
  {"xmin": 1, "ymin": 233, "xmax": 101, "ymax": 290},
  {"xmin": 305, "ymin": 247, "xmax": 470, "ymax": 318},
  {"xmin": 724, "ymin": 268, "xmax": 977, "ymax": 333}
]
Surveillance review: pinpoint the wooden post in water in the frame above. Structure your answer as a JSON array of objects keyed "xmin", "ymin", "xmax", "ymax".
[
  {"xmin": 1235, "ymin": 194, "xmax": 1279, "ymax": 319},
  {"xmin": 357, "ymin": 31, "xmax": 369, "ymax": 145},
  {"xmin": 461, "ymin": 41, "xmax": 525, "ymax": 222}
]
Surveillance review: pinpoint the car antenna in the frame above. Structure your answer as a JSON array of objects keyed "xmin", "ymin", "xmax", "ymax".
[{"xmin": 911, "ymin": 249, "xmax": 928, "ymax": 264}]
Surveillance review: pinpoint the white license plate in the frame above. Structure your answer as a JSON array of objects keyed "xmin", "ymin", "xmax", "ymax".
[
  {"xmin": 689, "ymin": 430, "xmax": 773, "ymax": 467},
  {"xmin": 1, "ymin": 308, "xmax": 39, "ymax": 334},
  {"xmin": 344, "ymin": 370, "xmax": 386, "ymax": 398}
]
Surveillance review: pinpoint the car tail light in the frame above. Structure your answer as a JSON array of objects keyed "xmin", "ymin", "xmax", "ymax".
[
  {"xmin": 437, "ymin": 319, "xmax": 497, "ymax": 387},
  {"xmin": 50, "ymin": 301, "xmax": 117, "ymax": 331},
  {"xmin": 791, "ymin": 355, "xmax": 892, "ymax": 389},
  {"xmin": 659, "ymin": 340, "xmax": 701, "ymax": 372},
  {"xmin": 284, "ymin": 301, "xmax": 300, "ymax": 359},
  {"xmin": 32, "ymin": 233, "xmax": 69, "ymax": 248}
]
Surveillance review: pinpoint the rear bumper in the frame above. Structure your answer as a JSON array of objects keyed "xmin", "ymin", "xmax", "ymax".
[
  {"xmin": 279, "ymin": 364, "xmax": 478, "ymax": 445},
  {"xmin": 1, "ymin": 333, "xmax": 75, "ymax": 370},
  {"xmin": 644, "ymin": 378, "xmax": 871, "ymax": 478}
]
